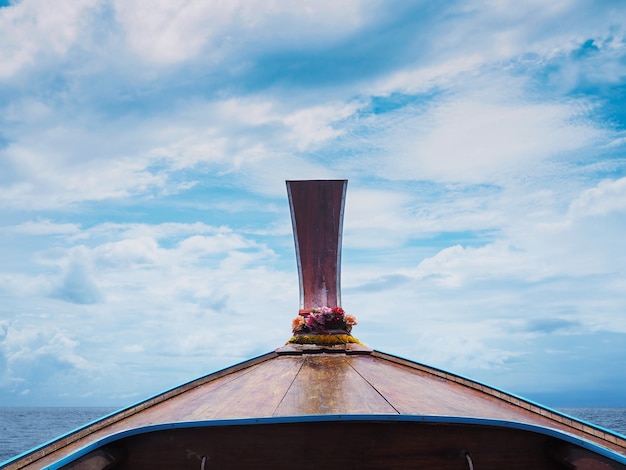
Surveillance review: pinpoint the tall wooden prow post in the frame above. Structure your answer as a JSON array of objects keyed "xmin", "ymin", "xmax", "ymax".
[
  {"xmin": 286, "ymin": 179, "xmax": 361, "ymax": 345},
  {"xmin": 286, "ymin": 180, "xmax": 347, "ymax": 314}
]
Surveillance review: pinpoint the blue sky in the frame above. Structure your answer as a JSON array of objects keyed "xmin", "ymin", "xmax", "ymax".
[{"xmin": 1, "ymin": 0, "xmax": 625, "ymax": 408}]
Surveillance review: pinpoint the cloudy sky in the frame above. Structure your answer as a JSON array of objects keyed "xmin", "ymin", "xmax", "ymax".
[{"xmin": 1, "ymin": 0, "xmax": 625, "ymax": 409}]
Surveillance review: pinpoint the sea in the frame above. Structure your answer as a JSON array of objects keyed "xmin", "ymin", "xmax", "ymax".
[{"xmin": 1, "ymin": 407, "xmax": 625, "ymax": 463}]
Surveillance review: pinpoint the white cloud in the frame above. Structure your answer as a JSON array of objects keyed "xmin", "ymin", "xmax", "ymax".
[
  {"xmin": 382, "ymin": 97, "xmax": 602, "ymax": 183},
  {"xmin": 87, "ymin": 222, "xmax": 228, "ymax": 242},
  {"xmin": 0, "ymin": 93, "xmax": 366, "ymax": 210},
  {"xmin": 11, "ymin": 219, "xmax": 81, "ymax": 235},
  {"xmin": 343, "ymin": 188, "xmax": 415, "ymax": 248},
  {"xmin": 568, "ymin": 176, "xmax": 626, "ymax": 218},
  {"xmin": 0, "ymin": 0, "xmax": 99, "ymax": 78},
  {"xmin": 3, "ymin": 324, "xmax": 94, "ymax": 384},
  {"xmin": 0, "ymin": 272, "xmax": 52, "ymax": 298},
  {"xmin": 95, "ymin": 237, "xmax": 162, "ymax": 268},
  {"xmin": 113, "ymin": 0, "xmax": 375, "ymax": 65},
  {"xmin": 113, "ymin": 0, "xmax": 237, "ymax": 65},
  {"xmin": 411, "ymin": 242, "xmax": 546, "ymax": 288},
  {"xmin": 390, "ymin": 175, "xmax": 626, "ymax": 292},
  {"xmin": 436, "ymin": 0, "xmax": 617, "ymax": 64},
  {"xmin": 283, "ymin": 102, "xmax": 360, "ymax": 151},
  {"xmin": 0, "ymin": 0, "xmax": 385, "ymax": 93},
  {"xmin": 48, "ymin": 246, "xmax": 104, "ymax": 304},
  {"xmin": 177, "ymin": 233, "xmax": 258, "ymax": 258},
  {"xmin": 371, "ymin": 55, "xmax": 487, "ymax": 96},
  {"xmin": 215, "ymin": 99, "xmax": 276, "ymax": 127},
  {"xmin": 28, "ymin": 222, "xmax": 282, "ymax": 309},
  {"xmin": 0, "ymin": 139, "xmax": 167, "ymax": 209}
]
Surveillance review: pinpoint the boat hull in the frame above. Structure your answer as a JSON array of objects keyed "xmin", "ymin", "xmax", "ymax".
[
  {"xmin": 57, "ymin": 416, "xmax": 626, "ymax": 470},
  {"xmin": 3, "ymin": 349, "xmax": 626, "ymax": 469}
]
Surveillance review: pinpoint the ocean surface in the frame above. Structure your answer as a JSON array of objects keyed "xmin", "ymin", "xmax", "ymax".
[
  {"xmin": 0, "ymin": 407, "xmax": 117, "ymax": 463},
  {"xmin": 1, "ymin": 407, "xmax": 625, "ymax": 463}
]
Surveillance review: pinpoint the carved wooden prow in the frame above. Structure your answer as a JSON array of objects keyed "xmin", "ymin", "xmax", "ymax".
[{"xmin": 287, "ymin": 180, "xmax": 347, "ymax": 314}]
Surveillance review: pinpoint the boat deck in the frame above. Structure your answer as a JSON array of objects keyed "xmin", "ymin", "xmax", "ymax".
[{"xmin": 4, "ymin": 345, "xmax": 626, "ymax": 469}]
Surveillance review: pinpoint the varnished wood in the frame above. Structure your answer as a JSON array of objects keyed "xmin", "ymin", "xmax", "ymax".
[
  {"xmin": 287, "ymin": 180, "xmax": 347, "ymax": 311},
  {"xmin": 4, "ymin": 350, "xmax": 626, "ymax": 469},
  {"xmin": 273, "ymin": 355, "xmax": 397, "ymax": 415}
]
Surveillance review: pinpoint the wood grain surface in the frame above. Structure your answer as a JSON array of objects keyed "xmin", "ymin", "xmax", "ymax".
[
  {"xmin": 287, "ymin": 180, "xmax": 347, "ymax": 311},
  {"xmin": 5, "ymin": 350, "xmax": 626, "ymax": 470}
]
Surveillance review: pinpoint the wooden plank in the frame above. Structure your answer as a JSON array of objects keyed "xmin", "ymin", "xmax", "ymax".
[
  {"xmin": 348, "ymin": 354, "xmax": 522, "ymax": 417},
  {"xmin": 189, "ymin": 355, "xmax": 303, "ymax": 419},
  {"xmin": 287, "ymin": 180, "xmax": 347, "ymax": 311},
  {"xmin": 273, "ymin": 355, "xmax": 397, "ymax": 415},
  {"xmin": 349, "ymin": 355, "xmax": 626, "ymax": 456},
  {"xmin": 352, "ymin": 354, "xmax": 562, "ymax": 421}
]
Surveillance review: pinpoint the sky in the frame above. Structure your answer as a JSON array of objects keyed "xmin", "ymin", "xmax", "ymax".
[{"xmin": 0, "ymin": 0, "xmax": 625, "ymax": 409}]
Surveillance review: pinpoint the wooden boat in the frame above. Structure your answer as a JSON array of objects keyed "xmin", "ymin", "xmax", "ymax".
[{"xmin": 2, "ymin": 180, "xmax": 625, "ymax": 470}]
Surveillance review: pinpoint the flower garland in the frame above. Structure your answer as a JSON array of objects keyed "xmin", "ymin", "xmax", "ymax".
[
  {"xmin": 292, "ymin": 306, "xmax": 357, "ymax": 334},
  {"xmin": 288, "ymin": 306, "xmax": 363, "ymax": 346}
]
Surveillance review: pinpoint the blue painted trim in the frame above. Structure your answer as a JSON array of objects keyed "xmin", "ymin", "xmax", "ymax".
[{"xmin": 44, "ymin": 414, "xmax": 626, "ymax": 469}]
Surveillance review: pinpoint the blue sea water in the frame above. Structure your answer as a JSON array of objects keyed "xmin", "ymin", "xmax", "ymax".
[
  {"xmin": 0, "ymin": 407, "xmax": 625, "ymax": 464},
  {"xmin": 557, "ymin": 407, "xmax": 626, "ymax": 437},
  {"xmin": 0, "ymin": 407, "xmax": 117, "ymax": 463}
]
